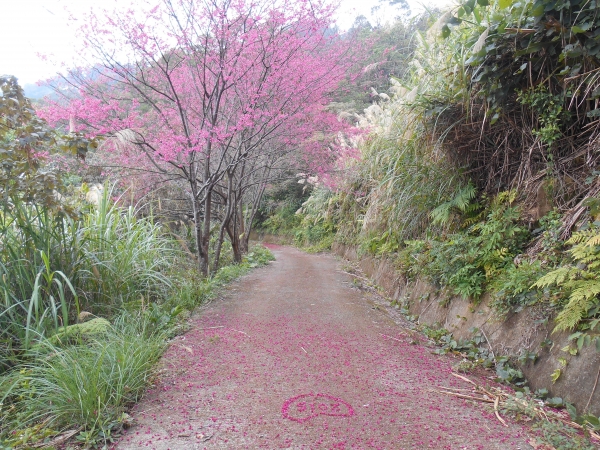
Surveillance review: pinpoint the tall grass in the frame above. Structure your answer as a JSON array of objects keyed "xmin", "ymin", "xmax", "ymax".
[
  {"xmin": 323, "ymin": 100, "xmax": 467, "ymax": 250},
  {"xmin": 0, "ymin": 200, "xmax": 83, "ymax": 370},
  {"xmin": 0, "ymin": 242, "xmax": 274, "ymax": 445},
  {"xmin": 286, "ymin": 14, "xmax": 476, "ymax": 251},
  {"xmin": 78, "ymin": 190, "xmax": 176, "ymax": 312},
  {"xmin": 0, "ymin": 186, "xmax": 275, "ymax": 446},
  {"xmin": 355, "ymin": 19, "xmax": 479, "ymax": 243},
  {"xmin": 357, "ymin": 116, "xmax": 464, "ymax": 242},
  {"xmin": 0, "ymin": 188, "xmax": 178, "ymax": 371},
  {"xmin": 0, "ymin": 314, "xmax": 166, "ymax": 446}
]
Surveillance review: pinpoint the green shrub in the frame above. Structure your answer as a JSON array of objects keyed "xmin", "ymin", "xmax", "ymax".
[
  {"xmin": 166, "ymin": 244, "xmax": 275, "ymax": 311},
  {"xmin": 243, "ymin": 244, "xmax": 276, "ymax": 267},
  {"xmin": 260, "ymin": 204, "xmax": 302, "ymax": 235},
  {"xmin": 490, "ymin": 260, "xmax": 546, "ymax": 316},
  {"xmin": 254, "ymin": 176, "xmax": 309, "ymax": 235},
  {"xmin": 490, "ymin": 210, "xmax": 565, "ymax": 316},
  {"xmin": 0, "ymin": 188, "xmax": 178, "ymax": 371},
  {"xmin": 396, "ymin": 239, "xmax": 429, "ymax": 280},
  {"xmin": 404, "ymin": 191, "xmax": 529, "ymax": 300},
  {"xmin": 0, "ymin": 314, "xmax": 166, "ymax": 447},
  {"xmin": 534, "ymin": 224, "xmax": 600, "ymax": 332},
  {"xmin": 293, "ymin": 188, "xmax": 338, "ymax": 250}
]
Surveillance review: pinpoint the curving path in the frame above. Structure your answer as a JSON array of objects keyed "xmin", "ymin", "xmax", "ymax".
[{"xmin": 115, "ymin": 246, "xmax": 532, "ymax": 449}]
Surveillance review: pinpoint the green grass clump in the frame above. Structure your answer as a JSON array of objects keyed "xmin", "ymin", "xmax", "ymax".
[
  {"xmin": 167, "ymin": 244, "xmax": 275, "ymax": 310},
  {"xmin": 77, "ymin": 191, "xmax": 177, "ymax": 312},
  {"xmin": 0, "ymin": 314, "xmax": 166, "ymax": 448},
  {"xmin": 0, "ymin": 173, "xmax": 275, "ymax": 446},
  {"xmin": 0, "ymin": 188, "xmax": 178, "ymax": 371},
  {"xmin": 0, "ymin": 243, "xmax": 275, "ymax": 448}
]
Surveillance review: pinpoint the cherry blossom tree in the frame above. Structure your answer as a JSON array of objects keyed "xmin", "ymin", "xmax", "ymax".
[{"xmin": 40, "ymin": 0, "xmax": 357, "ymax": 275}]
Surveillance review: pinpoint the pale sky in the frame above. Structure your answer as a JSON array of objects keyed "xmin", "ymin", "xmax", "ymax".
[{"xmin": 1, "ymin": 0, "xmax": 454, "ymax": 86}]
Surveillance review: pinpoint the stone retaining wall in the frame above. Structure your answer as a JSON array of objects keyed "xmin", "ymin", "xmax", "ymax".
[{"xmin": 332, "ymin": 242, "xmax": 600, "ymax": 415}]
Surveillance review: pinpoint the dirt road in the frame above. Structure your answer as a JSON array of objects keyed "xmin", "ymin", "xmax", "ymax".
[{"xmin": 115, "ymin": 246, "xmax": 532, "ymax": 449}]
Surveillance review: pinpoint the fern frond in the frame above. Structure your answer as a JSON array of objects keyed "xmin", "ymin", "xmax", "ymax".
[
  {"xmin": 430, "ymin": 183, "xmax": 477, "ymax": 226},
  {"xmin": 454, "ymin": 183, "xmax": 477, "ymax": 210},
  {"xmin": 554, "ymin": 281, "xmax": 600, "ymax": 332},
  {"xmin": 567, "ymin": 232, "xmax": 589, "ymax": 245},
  {"xmin": 571, "ymin": 251, "xmax": 589, "ymax": 262},
  {"xmin": 532, "ymin": 267, "xmax": 572, "ymax": 288},
  {"xmin": 492, "ymin": 190, "xmax": 517, "ymax": 208},
  {"xmin": 586, "ymin": 234, "xmax": 600, "ymax": 247},
  {"xmin": 570, "ymin": 281, "xmax": 600, "ymax": 301},
  {"xmin": 535, "ymin": 225, "xmax": 600, "ymax": 331},
  {"xmin": 464, "ymin": 203, "xmax": 481, "ymax": 214},
  {"xmin": 430, "ymin": 202, "xmax": 452, "ymax": 226}
]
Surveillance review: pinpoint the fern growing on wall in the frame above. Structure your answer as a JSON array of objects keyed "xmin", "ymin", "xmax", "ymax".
[
  {"xmin": 430, "ymin": 182, "xmax": 480, "ymax": 227},
  {"xmin": 410, "ymin": 190, "xmax": 529, "ymax": 299},
  {"xmin": 534, "ymin": 226, "xmax": 600, "ymax": 332}
]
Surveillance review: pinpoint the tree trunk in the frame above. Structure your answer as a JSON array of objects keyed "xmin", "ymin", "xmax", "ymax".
[
  {"xmin": 213, "ymin": 219, "xmax": 227, "ymax": 274},
  {"xmin": 238, "ymin": 199, "xmax": 246, "ymax": 253},
  {"xmin": 241, "ymin": 177, "xmax": 268, "ymax": 254},
  {"xmin": 200, "ymin": 190, "xmax": 212, "ymax": 276},
  {"xmin": 191, "ymin": 182, "xmax": 207, "ymax": 276},
  {"xmin": 226, "ymin": 221, "xmax": 243, "ymax": 263},
  {"xmin": 213, "ymin": 174, "xmax": 235, "ymax": 272}
]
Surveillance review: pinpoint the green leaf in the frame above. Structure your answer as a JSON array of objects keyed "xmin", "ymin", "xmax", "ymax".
[
  {"xmin": 564, "ymin": 44, "xmax": 583, "ymax": 59},
  {"xmin": 571, "ymin": 25, "xmax": 586, "ymax": 34},
  {"xmin": 566, "ymin": 402, "xmax": 577, "ymax": 420},
  {"xmin": 577, "ymin": 334, "xmax": 585, "ymax": 350},
  {"xmin": 571, "ymin": 63, "xmax": 583, "ymax": 77},
  {"xmin": 558, "ymin": 357, "xmax": 567, "ymax": 367},
  {"xmin": 587, "ymin": 109, "xmax": 600, "ymax": 118},
  {"xmin": 585, "ymin": 415, "xmax": 600, "ymax": 428},
  {"xmin": 547, "ymin": 397, "xmax": 564, "ymax": 406},
  {"xmin": 551, "ymin": 368, "xmax": 561, "ymax": 383},
  {"xmin": 568, "ymin": 331, "xmax": 583, "ymax": 341},
  {"xmin": 477, "ymin": 0, "xmax": 489, "ymax": 5},
  {"xmin": 515, "ymin": 43, "xmax": 543, "ymax": 56},
  {"xmin": 499, "ymin": 0, "xmax": 513, "ymax": 9},
  {"xmin": 536, "ymin": 388, "xmax": 549, "ymax": 398},
  {"xmin": 441, "ymin": 24, "xmax": 451, "ymax": 39},
  {"xmin": 531, "ymin": 3, "xmax": 544, "ymax": 16}
]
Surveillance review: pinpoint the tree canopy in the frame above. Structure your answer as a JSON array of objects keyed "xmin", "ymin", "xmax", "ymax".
[{"xmin": 40, "ymin": 0, "xmax": 358, "ymax": 274}]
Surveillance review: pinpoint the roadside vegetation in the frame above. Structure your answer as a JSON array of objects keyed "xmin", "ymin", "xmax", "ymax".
[
  {"xmin": 264, "ymin": 0, "xmax": 600, "ymax": 357},
  {"xmin": 0, "ymin": 75, "xmax": 274, "ymax": 448},
  {"xmin": 258, "ymin": 0, "xmax": 600, "ymax": 445}
]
